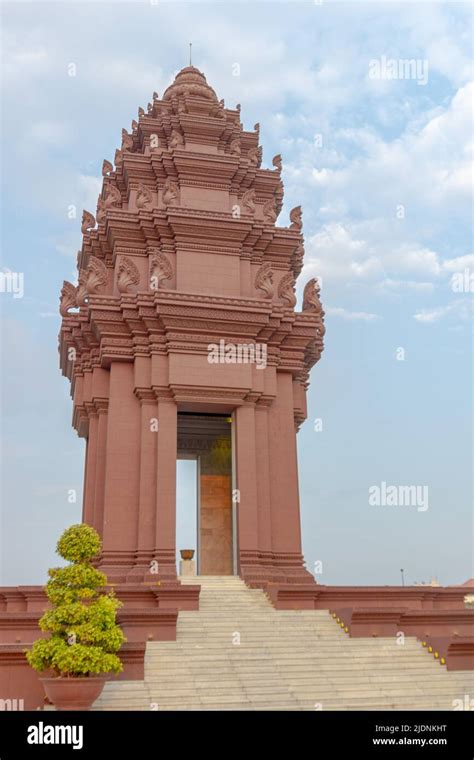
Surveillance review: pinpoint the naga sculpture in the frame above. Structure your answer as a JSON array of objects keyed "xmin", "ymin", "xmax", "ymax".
[
  {"xmin": 149, "ymin": 249, "xmax": 173, "ymax": 290},
  {"xmin": 242, "ymin": 189, "xmax": 256, "ymax": 214},
  {"xmin": 117, "ymin": 256, "xmax": 140, "ymax": 294},
  {"xmin": 86, "ymin": 256, "xmax": 108, "ymax": 295},
  {"xmin": 59, "ymin": 281, "xmax": 78, "ymax": 317},
  {"xmin": 162, "ymin": 178, "xmax": 179, "ymax": 207},
  {"xmin": 136, "ymin": 183, "xmax": 153, "ymax": 210},
  {"xmin": 255, "ymin": 263, "xmax": 274, "ymax": 300},
  {"xmin": 81, "ymin": 210, "xmax": 96, "ymax": 234},
  {"xmin": 289, "ymin": 206, "xmax": 302, "ymax": 231},
  {"xmin": 278, "ymin": 272, "xmax": 297, "ymax": 308}
]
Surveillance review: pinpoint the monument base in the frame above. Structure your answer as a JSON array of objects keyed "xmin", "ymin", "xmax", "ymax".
[{"xmin": 180, "ymin": 559, "xmax": 196, "ymax": 577}]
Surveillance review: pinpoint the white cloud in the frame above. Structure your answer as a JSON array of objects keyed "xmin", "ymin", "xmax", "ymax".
[
  {"xmin": 285, "ymin": 80, "xmax": 473, "ymax": 312},
  {"xmin": 414, "ymin": 304, "xmax": 453, "ymax": 323},
  {"xmin": 414, "ymin": 299, "xmax": 472, "ymax": 324},
  {"xmin": 395, "ymin": 246, "xmax": 442, "ymax": 277},
  {"xmin": 377, "ymin": 279, "xmax": 434, "ymax": 294},
  {"xmin": 311, "ymin": 168, "xmax": 333, "ymax": 184},
  {"xmin": 441, "ymin": 254, "xmax": 474, "ymax": 273},
  {"xmin": 304, "ymin": 223, "xmax": 449, "ymax": 283},
  {"xmin": 326, "ymin": 307, "xmax": 380, "ymax": 322}
]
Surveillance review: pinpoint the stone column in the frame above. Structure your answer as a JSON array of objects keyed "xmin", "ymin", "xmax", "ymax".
[
  {"xmin": 151, "ymin": 395, "xmax": 177, "ymax": 582},
  {"xmin": 240, "ymin": 252, "xmax": 252, "ymax": 297},
  {"xmin": 128, "ymin": 390, "xmax": 158, "ymax": 579},
  {"xmin": 268, "ymin": 372, "xmax": 313, "ymax": 584},
  {"xmin": 100, "ymin": 362, "xmax": 141, "ymax": 581},
  {"xmin": 255, "ymin": 401, "xmax": 273, "ymax": 573},
  {"xmin": 82, "ymin": 404, "xmax": 98, "ymax": 526},
  {"xmin": 234, "ymin": 402, "xmax": 260, "ymax": 580},
  {"xmin": 92, "ymin": 400, "xmax": 108, "ymax": 536}
]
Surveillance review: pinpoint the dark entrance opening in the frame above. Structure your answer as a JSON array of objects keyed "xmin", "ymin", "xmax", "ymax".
[{"xmin": 177, "ymin": 413, "xmax": 233, "ymax": 575}]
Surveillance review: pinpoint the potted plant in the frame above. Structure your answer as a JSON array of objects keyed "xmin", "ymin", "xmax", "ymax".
[{"xmin": 26, "ymin": 523, "xmax": 126, "ymax": 711}]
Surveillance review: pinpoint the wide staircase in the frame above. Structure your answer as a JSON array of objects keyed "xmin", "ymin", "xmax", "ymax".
[{"xmin": 94, "ymin": 576, "xmax": 473, "ymax": 710}]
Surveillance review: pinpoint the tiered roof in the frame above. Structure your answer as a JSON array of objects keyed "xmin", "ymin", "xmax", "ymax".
[{"xmin": 59, "ymin": 66, "xmax": 325, "ymax": 430}]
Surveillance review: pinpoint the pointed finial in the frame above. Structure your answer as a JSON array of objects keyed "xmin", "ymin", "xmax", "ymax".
[{"xmin": 189, "ymin": 42, "xmax": 192, "ymax": 66}]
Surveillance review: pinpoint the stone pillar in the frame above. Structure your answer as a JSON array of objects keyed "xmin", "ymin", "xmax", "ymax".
[
  {"xmin": 255, "ymin": 401, "xmax": 273, "ymax": 572},
  {"xmin": 128, "ymin": 391, "xmax": 158, "ymax": 579},
  {"xmin": 82, "ymin": 405, "xmax": 98, "ymax": 526},
  {"xmin": 234, "ymin": 402, "xmax": 260, "ymax": 580},
  {"xmin": 240, "ymin": 253, "xmax": 252, "ymax": 297},
  {"xmin": 92, "ymin": 401, "xmax": 108, "ymax": 536},
  {"xmin": 152, "ymin": 395, "xmax": 177, "ymax": 582},
  {"xmin": 100, "ymin": 363, "xmax": 141, "ymax": 581},
  {"xmin": 268, "ymin": 372, "xmax": 313, "ymax": 584}
]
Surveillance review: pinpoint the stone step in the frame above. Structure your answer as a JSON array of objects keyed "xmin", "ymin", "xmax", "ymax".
[
  {"xmin": 145, "ymin": 652, "xmax": 436, "ymax": 664},
  {"xmin": 150, "ymin": 640, "xmax": 436, "ymax": 650},
  {"xmin": 144, "ymin": 652, "xmax": 444, "ymax": 663},
  {"xmin": 96, "ymin": 690, "xmax": 462, "ymax": 710},
  {"xmin": 144, "ymin": 666, "xmax": 459, "ymax": 680},
  {"xmin": 95, "ymin": 578, "xmax": 470, "ymax": 711},
  {"xmin": 178, "ymin": 620, "xmax": 339, "ymax": 627},
  {"xmin": 182, "ymin": 604, "xmax": 325, "ymax": 609},
  {"xmin": 175, "ymin": 621, "xmax": 340, "ymax": 627},
  {"xmin": 178, "ymin": 614, "xmax": 336, "ymax": 620},
  {"xmin": 144, "ymin": 668, "xmax": 449, "ymax": 682},
  {"xmin": 171, "ymin": 632, "xmax": 418, "ymax": 643},
  {"xmin": 140, "ymin": 669, "xmax": 464, "ymax": 684},
  {"xmin": 140, "ymin": 679, "xmax": 467, "ymax": 696},
  {"xmin": 95, "ymin": 695, "xmax": 458, "ymax": 711},
  {"xmin": 148, "ymin": 660, "xmax": 468, "ymax": 672}
]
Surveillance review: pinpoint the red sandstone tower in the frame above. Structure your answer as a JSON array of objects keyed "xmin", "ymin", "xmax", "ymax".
[{"xmin": 58, "ymin": 66, "xmax": 325, "ymax": 589}]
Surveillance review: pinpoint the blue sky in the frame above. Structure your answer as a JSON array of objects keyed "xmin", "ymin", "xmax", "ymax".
[{"xmin": 1, "ymin": 0, "xmax": 472, "ymax": 586}]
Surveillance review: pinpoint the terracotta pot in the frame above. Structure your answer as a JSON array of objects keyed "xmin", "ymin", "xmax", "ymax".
[
  {"xmin": 40, "ymin": 676, "xmax": 106, "ymax": 711},
  {"xmin": 180, "ymin": 549, "xmax": 195, "ymax": 560}
]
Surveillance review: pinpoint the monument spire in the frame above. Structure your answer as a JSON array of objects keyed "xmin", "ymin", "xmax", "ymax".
[{"xmin": 189, "ymin": 42, "xmax": 192, "ymax": 66}]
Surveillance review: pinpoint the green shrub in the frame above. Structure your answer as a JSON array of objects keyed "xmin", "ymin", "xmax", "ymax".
[{"xmin": 26, "ymin": 524, "xmax": 125, "ymax": 677}]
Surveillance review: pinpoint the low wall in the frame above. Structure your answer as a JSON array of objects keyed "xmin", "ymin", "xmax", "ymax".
[
  {"xmin": 0, "ymin": 580, "xmax": 200, "ymax": 711},
  {"xmin": 0, "ymin": 642, "xmax": 146, "ymax": 711}
]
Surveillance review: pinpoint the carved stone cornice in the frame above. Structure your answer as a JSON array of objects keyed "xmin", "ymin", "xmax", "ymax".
[
  {"xmin": 94, "ymin": 398, "xmax": 109, "ymax": 414},
  {"xmin": 60, "ymin": 282, "xmax": 321, "ymax": 384},
  {"xmin": 152, "ymin": 386, "xmax": 175, "ymax": 402},
  {"xmin": 134, "ymin": 387, "xmax": 157, "ymax": 404},
  {"xmin": 84, "ymin": 401, "xmax": 98, "ymax": 419},
  {"xmin": 255, "ymin": 396, "xmax": 274, "ymax": 409},
  {"xmin": 170, "ymin": 386, "xmax": 246, "ymax": 406}
]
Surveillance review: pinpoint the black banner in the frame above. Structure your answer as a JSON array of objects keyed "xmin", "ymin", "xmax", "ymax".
[{"xmin": 0, "ymin": 710, "xmax": 471, "ymax": 757}]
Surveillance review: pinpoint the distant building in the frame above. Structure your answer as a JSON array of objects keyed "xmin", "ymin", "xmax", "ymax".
[{"xmin": 414, "ymin": 576, "xmax": 441, "ymax": 587}]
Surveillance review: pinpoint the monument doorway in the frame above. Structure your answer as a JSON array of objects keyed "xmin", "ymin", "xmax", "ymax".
[{"xmin": 177, "ymin": 413, "xmax": 235, "ymax": 576}]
